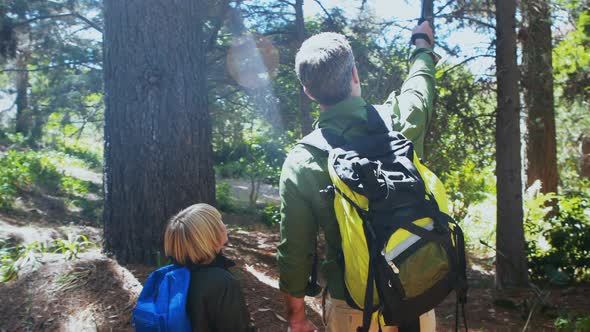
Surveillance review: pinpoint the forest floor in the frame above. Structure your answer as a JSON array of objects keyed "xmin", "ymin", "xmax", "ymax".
[{"xmin": 0, "ymin": 175, "xmax": 589, "ymax": 331}]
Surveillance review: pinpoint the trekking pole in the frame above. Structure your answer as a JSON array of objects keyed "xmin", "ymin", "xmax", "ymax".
[{"xmin": 411, "ymin": 0, "xmax": 440, "ymax": 63}]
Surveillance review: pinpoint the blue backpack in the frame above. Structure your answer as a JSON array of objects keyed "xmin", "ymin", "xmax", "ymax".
[{"xmin": 133, "ymin": 264, "xmax": 192, "ymax": 332}]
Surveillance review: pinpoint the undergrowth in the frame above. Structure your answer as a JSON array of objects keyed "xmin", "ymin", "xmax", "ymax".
[
  {"xmin": 0, "ymin": 235, "xmax": 96, "ymax": 283},
  {"xmin": 0, "ymin": 148, "xmax": 101, "ymax": 221}
]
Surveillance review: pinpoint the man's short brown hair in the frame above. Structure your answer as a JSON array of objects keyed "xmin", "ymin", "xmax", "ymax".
[{"xmin": 295, "ymin": 32, "xmax": 355, "ymax": 106}]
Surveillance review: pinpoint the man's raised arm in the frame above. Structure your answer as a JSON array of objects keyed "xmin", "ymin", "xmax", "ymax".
[{"xmin": 384, "ymin": 21, "xmax": 438, "ymax": 159}]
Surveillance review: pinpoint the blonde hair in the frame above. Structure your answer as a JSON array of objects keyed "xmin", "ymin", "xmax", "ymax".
[{"xmin": 164, "ymin": 203, "xmax": 226, "ymax": 265}]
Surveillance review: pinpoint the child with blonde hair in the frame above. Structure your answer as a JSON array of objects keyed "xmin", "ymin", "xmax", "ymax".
[{"xmin": 164, "ymin": 203, "xmax": 253, "ymax": 331}]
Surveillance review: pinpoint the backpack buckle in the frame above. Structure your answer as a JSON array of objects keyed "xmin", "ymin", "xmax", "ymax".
[{"xmin": 319, "ymin": 185, "xmax": 335, "ymax": 200}]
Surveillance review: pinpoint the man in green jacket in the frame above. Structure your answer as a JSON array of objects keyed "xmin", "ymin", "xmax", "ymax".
[{"xmin": 278, "ymin": 22, "xmax": 438, "ymax": 332}]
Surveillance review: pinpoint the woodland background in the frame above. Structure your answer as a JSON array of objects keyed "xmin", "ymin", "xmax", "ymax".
[{"xmin": 0, "ymin": 0, "xmax": 588, "ymax": 331}]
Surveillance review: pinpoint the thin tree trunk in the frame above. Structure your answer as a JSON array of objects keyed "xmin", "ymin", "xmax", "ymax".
[
  {"xmin": 15, "ymin": 50, "xmax": 31, "ymax": 135},
  {"xmin": 103, "ymin": 0, "xmax": 215, "ymax": 265},
  {"xmin": 582, "ymin": 135, "xmax": 590, "ymax": 178},
  {"xmin": 495, "ymin": 0, "xmax": 528, "ymax": 288},
  {"xmin": 422, "ymin": 0, "xmax": 435, "ymax": 28},
  {"xmin": 523, "ymin": 0, "xmax": 558, "ymax": 195},
  {"xmin": 295, "ymin": 0, "xmax": 313, "ymax": 136}
]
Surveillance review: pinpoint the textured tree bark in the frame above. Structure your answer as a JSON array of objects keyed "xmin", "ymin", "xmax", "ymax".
[
  {"xmin": 522, "ymin": 0, "xmax": 558, "ymax": 195},
  {"xmin": 15, "ymin": 50, "xmax": 31, "ymax": 136},
  {"xmin": 582, "ymin": 135, "xmax": 590, "ymax": 178},
  {"xmin": 422, "ymin": 0, "xmax": 435, "ymax": 27},
  {"xmin": 103, "ymin": 0, "xmax": 215, "ymax": 265},
  {"xmin": 495, "ymin": 0, "xmax": 529, "ymax": 288},
  {"xmin": 295, "ymin": 0, "xmax": 313, "ymax": 136}
]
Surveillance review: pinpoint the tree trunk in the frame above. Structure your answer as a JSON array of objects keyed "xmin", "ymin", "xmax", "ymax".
[
  {"xmin": 582, "ymin": 135, "xmax": 590, "ymax": 178},
  {"xmin": 295, "ymin": 0, "xmax": 313, "ymax": 136},
  {"xmin": 523, "ymin": 0, "xmax": 558, "ymax": 195},
  {"xmin": 422, "ymin": 0, "xmax": 435, "ymax": 27},
  {"xmin": 15, "ymin": 50, "xmax": 31, "ymax": 136},
  {"xmin": 495, "ymin": 0, "xmax": 528, "ymax": 288},
  {"xmin": 103, "ymin": 0, "xmax": 215, "ymax": 265}
]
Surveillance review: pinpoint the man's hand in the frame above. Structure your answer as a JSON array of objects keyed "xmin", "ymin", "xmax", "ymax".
[
  {"xmin": 412, "ymin": 21, "xmax": 434, "ymax": 48},
  {"xmin": 283, "ymin": 292, "xmax": 318, "ymax": 332},
  {"xmin": 287, "ymin": 319, "xmax": 318, "ymax": 332}
]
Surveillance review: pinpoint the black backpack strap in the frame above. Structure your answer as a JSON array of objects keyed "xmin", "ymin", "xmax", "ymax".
[
  {"xmin": 299, "ymin": 128, "xmax": 346, "ymax": 154},
  {"xmin": 298, "ymin": 128, "xmax": 345, "ymax": 298},
  {"xmin": 366, "ymin": 104, "xmax": 393, "ymax": 134}
]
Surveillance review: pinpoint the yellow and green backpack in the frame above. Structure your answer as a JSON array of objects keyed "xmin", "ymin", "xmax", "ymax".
[{"xmin": 300, "ymin": 105, "xmax": 468, "ymax": 332}]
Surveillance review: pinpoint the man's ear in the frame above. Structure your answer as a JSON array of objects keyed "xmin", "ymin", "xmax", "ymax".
[
  {"xmin": 303, "ymin": 86, "xmax": 317, "ymax": 102},
  {"xmin": 351, "ymin": 65, "xmax": 360, "ymax": 84}
]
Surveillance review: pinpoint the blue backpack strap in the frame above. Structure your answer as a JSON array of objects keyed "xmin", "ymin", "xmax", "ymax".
[{"xmin": 163, "ymin": 267, "xmax": 191, "ymax": 332}]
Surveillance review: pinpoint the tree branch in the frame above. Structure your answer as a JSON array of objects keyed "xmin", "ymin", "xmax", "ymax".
[
  {"xmin": 439, "ymin": 14, "xmax": 495, "ymax": 30},
  {"xmin": 0, "ymin": 61, "xmax": 99, "ymax": 73},
  {"xmin": 72, "ymin": 12, "xmax": 103, "ymax": 34},
  {"xmin": 440, "ymin": 55, "xmax": 495, "ymax": 77},
  {"xmin": 14, "ymin": 12, "xmax": 103, "ymax": 34},
  {"xmin": 14, "ymin": 13, "xmax": 74, "ymax": 26},
  {"xmin": 313, "ymin": 0, "xmax": 338, "ymax": 30},
  {"xmin": 207, "ymin": 0, "xmax": 231, "ymax": 50}
]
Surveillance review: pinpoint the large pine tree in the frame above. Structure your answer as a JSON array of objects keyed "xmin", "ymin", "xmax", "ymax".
[
  {"xmin": 522, "ymin": 0, "xmax": 558, "ymax": 195},
  {"xmin": 103, "ymin": 0, "xmax": 215, "ymax": 264},
  {"xmin": 495, "ymin": 0, "xmax": 529, "ymax": 288}
]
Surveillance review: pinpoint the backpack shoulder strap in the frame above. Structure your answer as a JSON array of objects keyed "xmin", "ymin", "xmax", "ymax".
[
  {"xmin": 366, "ymin": 104, "xmax": 393, "ymax": 134},
  {"xmin": 299, "ymin": 128, "xmax": 345, "ymax": 154}
]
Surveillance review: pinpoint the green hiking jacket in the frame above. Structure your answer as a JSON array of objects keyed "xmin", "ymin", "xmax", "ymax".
[{"xmin": 277, "ymin": 47, "xmax": 437, "ymax": 300}]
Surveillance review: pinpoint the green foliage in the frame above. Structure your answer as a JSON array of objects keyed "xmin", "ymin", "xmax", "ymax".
[
  {"xmin": 0, "ymin": 149, "xmax": 98, "ymax": 218},
  {"xmin": 0, "ymin": 240, "xmax": 44, "ymax": 283},
  {"xmin": 443, "ymin": 161, "xmax": 495, "ymax": 220},
  {"xmin": 59, "ymin": 175, "xmax": 89, "ymax": 196},
  {"xmin": 214, "ymin": 161, "xmax": 244, "ymax": 179},
  {"xmin": 261, "ymin": 204, "xmax": 281, "ymax": 226},
  {"xmin": 553, "ymin": 5, "xmax": 590, "ymax": 103},
  {"xmin": 216, "ymin": 181, "xmax": 235, "ymax": 212},
  {"xmin": 459, "ymin": 197, "xmax": 496, "ymax": 255},
  {"xmin": 526, "ymin": 191, "xmax": 590, "ymax": 283},
  {"xmin": 426, "ymin": 65, "xmax": 495, "ymax": 178},
  {"xmin": 0, "ymin": 149, "xmax": 62, "ymax": 208},
  {"xmin": 55, "ymin": 140, "xmax": 102, "ymax": 170},
  {"xmin": 52, "ymin": 234, "xmax": 95, "ymax": 260},
  {"xmin": 0, "ymin": 234, "xmax": 96, "ymax": 283},
  {"xmin": 555, "ymin": 313, "xmax": 590, "ymax": 332}
]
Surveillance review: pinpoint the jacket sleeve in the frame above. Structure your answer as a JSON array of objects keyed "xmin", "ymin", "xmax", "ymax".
[
  {"xmin": 383, "ymin": 47, "xmax": 436, "ymax": 159},
  {"xmin": 209, "ymin": 272, "xmax": 253, "ymax": 332},
  {"xmin": 276, "ymin": 146, "xmax": 319, "ymax": 298}
]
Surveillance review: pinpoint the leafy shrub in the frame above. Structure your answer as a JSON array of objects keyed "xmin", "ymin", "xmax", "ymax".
[
  {"xmin": 52, "ymin": 234, "xmax": 95, "ymax": 260},
  {"xmin": 56, "ymin": 141, "xmax": 102, "ymax": 169},
  {"xmin": 261, "ymin": 204, "xmax": 281, "ymax": 226},
  {"xmin": 526, "ymin": 190, "xmax": 590, "ymax": 283},
  {"xmin": 0, "ymin": 235, "xmax": 96, "ymax": 282},
  {"xmin": 0, "ymin": 150, "xmax": 63, "ymax": 208},
  {"xmin": 442, "ymin": 161, "xmax": 495, "ymax": 220},
  {"xmin": 75, "ymin": 198, "xmax": 103, "ymax": 224},
  {"xmin": 555, "ymin": 314, "xmax": 590, "ymax": 332},
  {"xmin": 0, "ymin": 240, "xmax": 44, "ymax": 282},
  {"xmin": 59, "ymin": 175, "xmax": 90, "ymax": 196},
  {"xmin": 216, "ymin": 181, "xmax": 235, "ymax": 212},
  {"xmin": 215, "ymin": 161, "xmax": 244, "ymax": 178},
  {"xmin": 0, "ymin": 148, "xmax": 99, "ymax": 210},
  {"xmin": 460, "ymin": 197, "xmax": 496, "ymax": 255}
]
